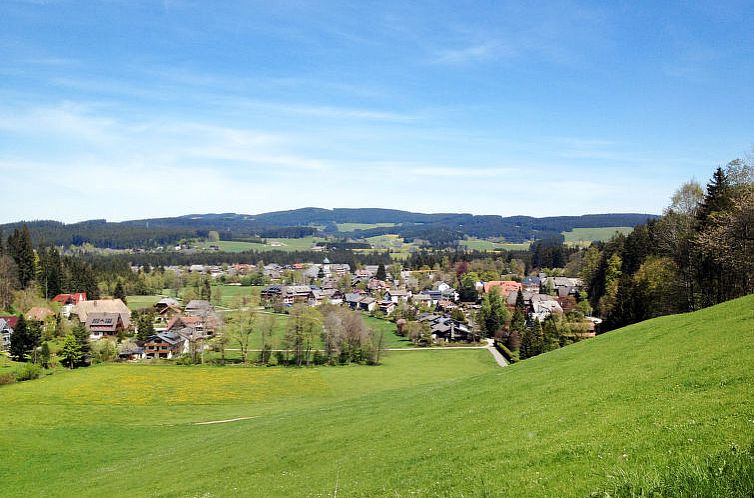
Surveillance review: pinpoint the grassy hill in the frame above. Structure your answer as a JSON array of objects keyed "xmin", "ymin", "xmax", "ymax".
[{"xmin": 1, "ymin": 295, "xmax": 753, "ymax": 496}]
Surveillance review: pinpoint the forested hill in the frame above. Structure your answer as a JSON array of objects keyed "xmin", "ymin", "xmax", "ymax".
[{"xmin": 0, "ymin": 210, "xmax": 657, "ymax": 249}]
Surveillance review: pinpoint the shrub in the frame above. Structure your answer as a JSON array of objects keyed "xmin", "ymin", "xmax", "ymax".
[
  {"xmin": 15, "ymin": 362, "xmax": 42, "ymax": 382},
  {"xmin": 0, "ymin": 372, "xmax": 16, "ymax": 385}
]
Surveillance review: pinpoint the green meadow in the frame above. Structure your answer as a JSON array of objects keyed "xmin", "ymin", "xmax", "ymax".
[
  {"xmin": 1, "ymin": 295, "xmax": 753, "ymax": 496},
  {"xmin": 458, "ymin": 238, "xmax": 532, "ymax": 251},
  {"xmin": 562, "ymin": 226, "xmax": 634, "ymax": 246},
  {"xmin": 203, "ymin": 237, "xmax": 327, "ymax": 253},
  {"xmin": 336, "ymin": 222, "xmax": 397, "ymax": 232}
]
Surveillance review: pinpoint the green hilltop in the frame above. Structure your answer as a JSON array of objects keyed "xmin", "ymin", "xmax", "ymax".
[{"xmin": 2, "ymin": 295, "xmax": 753, "ymax": 497}]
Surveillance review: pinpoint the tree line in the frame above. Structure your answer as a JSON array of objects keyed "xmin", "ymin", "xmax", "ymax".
[{"xmin": 580, "ymin": 159, "xmax": 753, "ymax": 330}]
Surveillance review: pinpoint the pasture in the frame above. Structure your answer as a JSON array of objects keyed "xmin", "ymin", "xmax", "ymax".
[
  {"xmin": 562, "ymin": 226, "xmax": 634, "ymax": 245},
  {"xmin": 1, "ymin": 295, "xmax": 752, "ymax": 496}
]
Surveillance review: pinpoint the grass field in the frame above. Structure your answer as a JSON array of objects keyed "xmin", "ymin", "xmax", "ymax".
[
  {"xmin": 202, "ymin": 237, "xmax": 327, "ymax": 253},
  {"xmin": 562, "ymin": 226, "xmax": 634, "ymax": 245},
  {"xmin": 2, "ymin": 295, "xmax": 753, "ymax": 496},
  {"xmin": 458, "ymin": 238, "xmax": 532, "ymax": 251},
  {"xmin": 336, "ymin": 222, "xmax": 397, "ymax": 232}
]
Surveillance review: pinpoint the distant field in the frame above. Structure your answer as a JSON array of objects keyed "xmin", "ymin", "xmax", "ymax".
[
  {"xmin": 202, "ymin": 237, "xmax": 326, "ymax": 253},
  {"xmin": 562, "ymin": 226, "xmax": 633, "ymax": 245},
  {"xmin": 124, "ymin": 295, "xmax": 164, "ymax": 311},
  {"xmin": 336, "ymin": 222, "xmax": 396, "ymax": 232},
  {"xmin": 458, "ymin": 238, "xmax": 531, "ymax": 251},
  {"xmin": 1, "ymin": 295, "xmax": 753, "ymax": 496}
]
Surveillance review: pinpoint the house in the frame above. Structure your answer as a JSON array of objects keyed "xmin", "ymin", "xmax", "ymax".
[
  {"xmin": 143, "ymin": 332, "xmax": 180, "ymax": 359},
  {"xmin": 417, "ymin": 313, "xmax": 472, "ymax": 342},
  {"xmin": 411, "ymin": 294, "xmax": 432, "ymax": 307},
  {"xmin": 166, "ymin": 314, "xmax": 219, "ymax": 336},
  {"xmin": 86, "ymin": 312, "xmax": 127, "ymax": 340},
  {"xmin": 378, "ymin": 301, "xmax": 397, "ymax": 315},
  {"xmin": 117, "ymin": 341, "xmax": 143, "ymax": 361},
  {"xmin": 384, "ymin": 289, "xmax": 411, "ymax": 303},
  {"xmin": 261, "ymin": 285, "xmax": 315, "ymax": 307},
  {"xmin": 26, "ymin": 307, "xmax": 54, "ymax": 323},
  {"xmin": 344, "ymin": 293, "xmax": 364, "ymax": 309},
  {"xmin": 322, "ymin": 288, "xmax": 344, "ymax": 305},
  {"xmin": 154, "ymin": 297, "xmax": 179, "ymax": 312},
  {"xmin": 357, "ymin": 296, "xmax": 377, "ymax": 312},
  {"xmin": 155, "ymin": 304, "xmax": 182, "ymax": 323},
  {"xmin": 544, "ymin": 277, "xmax": 583, "ymax": 297},
  {"xmin": 184, "ymin": 300, "xmax": 213, "ymax": 316},
  {"xmin": 434, "ymin": 282, "xmax": 451, "ymax": 293},
  {"xmin": 73, "ymin": 299, "xmax": 131, "ymax": 329},
  {"xmin": 420, "ymin": 290, "xmax": 443, "ymax": 306},
  {"xmin": 0, "ymin": 316, "xmax": 17, "ymax": 351},
  {"xmin": 530, "ymin": 294, "xmax": 564, "ymax": 321},
  {"xmin": 483, "ymin": 281, "xmax": 523, "ymax": 296},
  {"xmin": 521, "ymin": 276, "xmax": 541, "ymax": 293},
  {"xmin": 51, "ymin": 292, "xmax": 87, "ymax": 306}
]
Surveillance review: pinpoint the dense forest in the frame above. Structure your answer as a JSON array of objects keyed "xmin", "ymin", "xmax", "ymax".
[{"xmin": 0, "ymin": 210, "xmax": 656, "ymax": 250}]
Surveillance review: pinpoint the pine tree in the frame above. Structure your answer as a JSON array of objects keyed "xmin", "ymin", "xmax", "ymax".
[
  {"xmin": 7, "ymin": 225, "xmax": 36, "ymax": 288},
  {"xmin": 542, "ymin": 315, "xmax": 560, "ymax": 352},
  {"xmin": 59, "ymin": 334, "xmax": 82, "ymax": 369},
  {"xmin": 9, "ymin": 314, "xmax": 31, "ymax": 361},
  {"xmin": 698, "ymin": 167, "xmax": 733, "ymax": 223},
  {"xmin": 201, "ymin": 279, "xmax": 212, "ymax": 301},
  {"xmin": 72, "ymin": 322, "xmax": 90, "ymax": 366},
  {"xmin": 376, "ymin": 264, "xmax": 387, "ymax": 281},
  {"xmin": 39, "ymin": 342, "xmax": 51, "ymax": 368},
  {"xmin": 38, "ymin": 246, "xmax": 62, "ymax": 299},
  {"xmin": 113, "ymin": 280, "xmax": 127, "ymax": 304}
]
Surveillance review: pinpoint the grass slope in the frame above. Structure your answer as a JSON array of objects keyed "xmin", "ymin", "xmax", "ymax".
[
  {"xmin": 2, "ymin": 296, "xmax": 753, "ymax": 496},
  {"xmin": 562, "ymin": 226, "xmax": 634, "ymax": 246}
]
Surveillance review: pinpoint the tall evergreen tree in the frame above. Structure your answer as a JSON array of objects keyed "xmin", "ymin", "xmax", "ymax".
[
  {"xmin": 59, "ymin": 334, "xmax": 82, "ymax": 369},
  {"xmin": 698, "ymin": 167, "xmax": 733, "ymax": 223},
  {"xmin": 113, "ymin": 280, "xmax": 127, "ymax": 304},
  {"xmin": 7, "ymin": 225, "xmax": 36, "ymax": 288},
  {"xmin": 38, "ymin": 246, "xmax": 62, "ymax": 299},
  {"xmin": 9, "ymin": 314, "xmax": 39, "ymax": 362},
  {"xmin": 72, "ymin": 322, "xmax": 91, "ymax": 366},
  {"xmin": 375, "ymin": 263, "xmax": 387, "ymax": 281}
]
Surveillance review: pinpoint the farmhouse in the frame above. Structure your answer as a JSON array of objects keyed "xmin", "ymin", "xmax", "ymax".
[
  {"xmin": 86, "ymin": 312, "xmax": 127, "ymax": 340},
  {"xmin": 51, "ymin": 292, "xmax": 87, "ymax": 306},
  {"xmin": 143, "ymin": 332, "xmax": 180, "ymax": 359},
  {"xmin": 0, "ymin": 316, "xmax": 17, "ymax": 351},
  {"xmin": 73, "ymin": 299, "xmax": 131, "ymax": 329}
]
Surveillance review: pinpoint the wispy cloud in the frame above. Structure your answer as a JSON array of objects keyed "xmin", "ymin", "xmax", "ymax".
[{"xmin": 430, "ymin": 40, "xmax": 514, "ymax": 65}]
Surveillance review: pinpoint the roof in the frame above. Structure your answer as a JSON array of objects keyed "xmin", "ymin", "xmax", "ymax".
[
  {"xmin": 86, "ymin": 312, "xmax": 124, "ymax": 333},
  {"xmin": 26, "ymin": 307, "xmax": 54, "ymax": 322},
  {"xmin": 0, "ymin": 316, "xmax": 19, "ymax": 329},
  {"xmin": 155, "ymin": 297, "xmax": 179, "ymax": 308},
  {"xmin": 185, "ymin": 300, "xmax": 212, "ymax": 312},
  {"xmin": 51, "ymin": 293, "xmax": 87, "ymax": 305},
  {"xmin": 483, "ymin": 281, "xmax": 522, "ymax": 295},
  {"xmin": 73, "ymin": 299, "xmax": 131, "ymax": 328}
]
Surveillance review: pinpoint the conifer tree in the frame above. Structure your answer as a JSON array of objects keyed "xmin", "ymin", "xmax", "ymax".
[
  {"xmin": 113, "ymin": 280, "xmax": 127, "ymax": 304},
  {"xmin": 376, "ymin": 263, "xmax": 387, "ymax": 281},
  {"xmin": 9, "ymin": 314, "xmax": 39, "ymax": 362},
  {"xmin": 59, "ymin": 334, "xmax": 82, "ymax": 369},
  {"xmin": 72, "ymin": 322, "xmax": 90, "ymax": 366},
  {"xmin": 7, "ymin": 225, "xmax": 36, "ymax": 288}
]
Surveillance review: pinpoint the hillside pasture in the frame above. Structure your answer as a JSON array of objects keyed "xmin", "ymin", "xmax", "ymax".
[
  {"xmin": 336, "ymin": 222, "xmax": 397, "ymax": 232},
  {"xmin": 562, "ymin": 226, "xmax": 634, "ymax": 246},
  {"xmin": 1, "ymin": 295, "xmax": 752, "ymax": 496}
]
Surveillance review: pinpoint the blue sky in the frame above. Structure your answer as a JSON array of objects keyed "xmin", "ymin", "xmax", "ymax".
[{"xmin": 1, "ymin": 0, "xmax": 752, "ymax": 224}]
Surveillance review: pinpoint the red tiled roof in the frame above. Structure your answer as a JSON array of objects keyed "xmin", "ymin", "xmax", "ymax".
[
  {"xmin": 483, "ymin": 281, "xmax": 522, "ymax": 295},
  {"xmin": 0, "ymin": 316, "xmax": 19, "ymax": 328}
]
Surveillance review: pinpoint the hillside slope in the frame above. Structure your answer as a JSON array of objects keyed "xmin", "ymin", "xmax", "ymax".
[{"xmin": 1, "ymin": 296, "xmax": 753, "ymax": 496}]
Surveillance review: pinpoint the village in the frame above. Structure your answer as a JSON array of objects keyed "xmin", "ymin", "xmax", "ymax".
[{"xmin": 1, "ymin": 256, "xmax": 599, "ymax": 364}]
